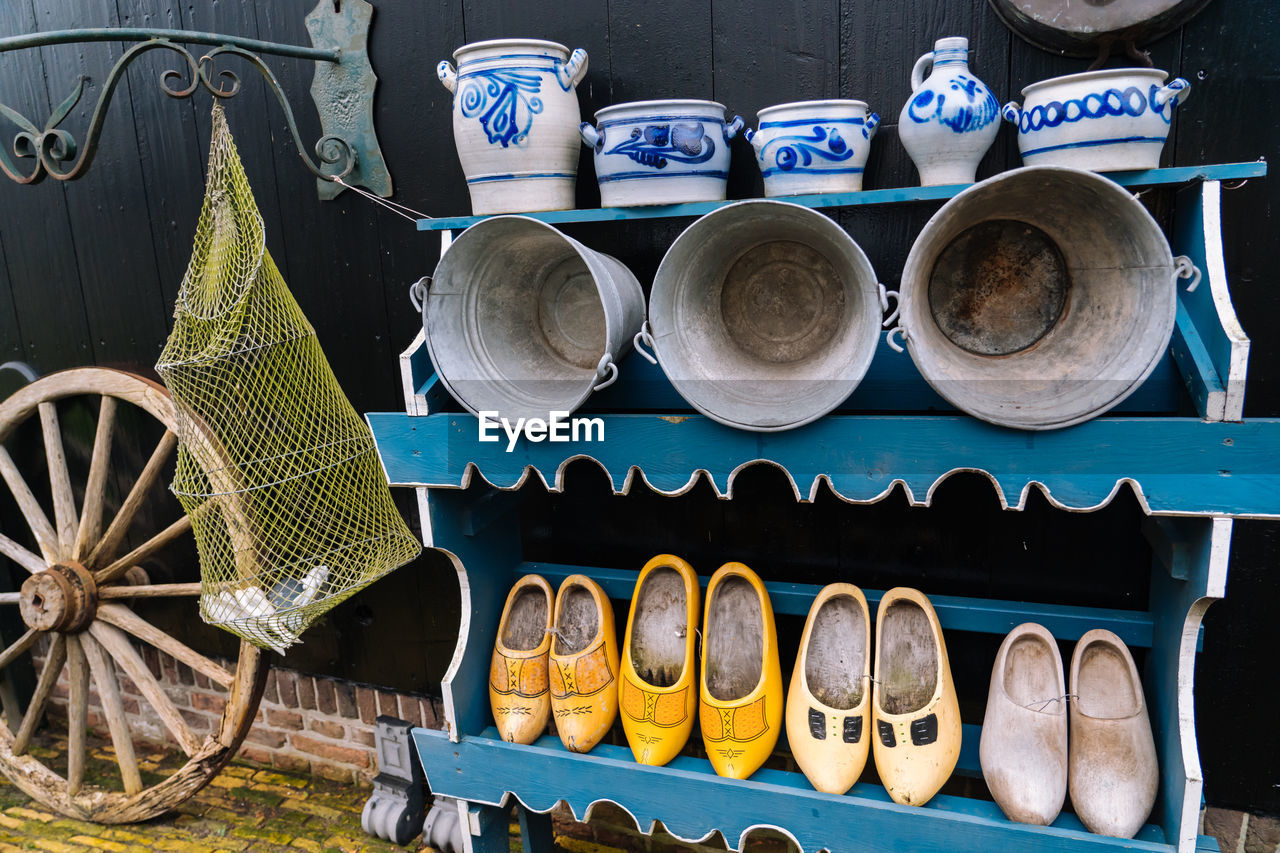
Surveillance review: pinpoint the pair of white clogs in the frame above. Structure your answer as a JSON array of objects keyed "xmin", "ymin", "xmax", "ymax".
[
  {"xmin": 980, "ymin": 624, "xmax": 1158, "ymax": 838},
  {"xmin": 787, "ymin": 584, "xmax": 962, "ymax": 806}
]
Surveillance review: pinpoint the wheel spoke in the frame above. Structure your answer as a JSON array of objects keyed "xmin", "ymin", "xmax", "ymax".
[
  {"xmin": 86, "ymin": 430, "xmax": 177, "ymax": 571},
  {"xmin": 97, "ymin": 602, "xmax": 233, "ymax": 689},
  {"xmin": 0, "ymin": 531, "xmax": 45, "ymax": 574},
  {"xmin": 99, "ymin": 582, "xmax": 202, "ymax": 600},
  {"xmin": 65, "ymin": 634, "xmax": 89, "ymax": 795},
  {"xmin": 0, "ymin": 628, "xmax": 37, "ymax": 671},
  {"xmin": 0, "ymin": 593, "xmax": 18, "ymax": 605},
  {"xmin": 80, "ymin": 632, "xmax": 142, "ymax": 795},
  {"xmin": 0, "ymin": 446, "xmax": 59, "ymax": 564},
  {"xmin": 73, "ymin": 396, "xmax": 116, "ymax": 561},
  {"xmin": 38, "ymin": 402, "xmax": 79, "ymax": 553},
  {"xmin": 12, "ymin": 634, "xmax": 66, "ymax": 755},
  {"xmin": 88, "ymin": 621, "xmax": 201, "ymax": 756},
  {"xmin": 95, "ymin": 514, "xmax": 191, "ymax": 586}
]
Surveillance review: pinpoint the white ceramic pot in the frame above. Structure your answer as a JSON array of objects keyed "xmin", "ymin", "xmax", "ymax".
[
  {"xmin": 438, "ymin": 39, "xmax": 589, "ymax": 215},
  {"xmin": 580, "ymin": 100, "xmax": 743, "ymax": 206},
  {"xmin": 897, "ymin": 37, "xmax": 1001, "ymax": 186},
  {"xmin": 1002, "ymin": 69, "xmax": 1190, "ymax": 171},
  {"xmin": 745, "ymin": 100, "xmax": 880, "ymax": 197}
]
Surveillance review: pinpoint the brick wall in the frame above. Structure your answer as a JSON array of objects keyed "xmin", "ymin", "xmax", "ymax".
[{"xmin": 32, "ymin": 636, "xmax": 444, "ymax": 785}]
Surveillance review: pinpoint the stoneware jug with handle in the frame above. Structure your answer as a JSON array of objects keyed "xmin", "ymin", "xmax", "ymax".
[{"xmin": 897, "ymin": 37, "xmax": 1000, "ymax": 186}]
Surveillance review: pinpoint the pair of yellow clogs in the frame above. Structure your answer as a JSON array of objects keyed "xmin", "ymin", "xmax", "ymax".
[
  {"xmin": 786, "ymin": 585, "xmax": 961, "ymax": 806},
  {"xmin": 622, "ymin": 556, "xmax": 782, "ymax": 780},
  {"xmin": 490, "ymin": 574, "xmax": 619, "ymax": 752}
]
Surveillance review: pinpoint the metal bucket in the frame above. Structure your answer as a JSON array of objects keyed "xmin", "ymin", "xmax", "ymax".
[
  {"xmin": 423, "ymin": 217, "xmax": 645, "ymax": 422},
  {"xmin": 647, "ymin": 200, "xmax": 883, "ymax": 432},
  {"xmin": 889, "ymin": 166, "xmax": 1197, "ymax": 430}
]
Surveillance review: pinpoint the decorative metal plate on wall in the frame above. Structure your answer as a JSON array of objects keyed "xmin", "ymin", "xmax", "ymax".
[{"xmin": 988, "ymin": 0, "xmax": 1214, "ymax": 59}]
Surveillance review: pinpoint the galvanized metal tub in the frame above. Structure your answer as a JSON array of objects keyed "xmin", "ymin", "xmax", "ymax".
[
  {"xmin": 424, "ymin": 217, "xmax": 645, "ymax": 422},
  {"xmin": 648, "ymin": 200, "xmax": 882, "ymax": 432},
  {"xmin": 892, "ymin": 166, "xmax": 1179, "ymax": 430}
]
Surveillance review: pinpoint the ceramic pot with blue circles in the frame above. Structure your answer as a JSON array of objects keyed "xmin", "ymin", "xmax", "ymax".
[
  {"xmin": 745, "ymin": 100, "xmax": 880, "ymax": 197},
  {"xmin": 1003, "ymin": 69, "xmax": 1191, "ymax": 171},
  {"xmin": 438, "ymin": 39, "xmax": 588, "ymax": 215},
  {"xmin": 897, "ymin": 36, "xmax": 1001, "ymax": 186},
  {"xmin": 580, "ymin": 100, "xmax": 744, "ymax": 207}
]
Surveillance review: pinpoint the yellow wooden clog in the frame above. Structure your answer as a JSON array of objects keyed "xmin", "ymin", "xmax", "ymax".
[
  {"xmin": 489, "ymin": 574, "xmax": 554, "ymax": 744},
  {"xmin": 872, "ymin": 587, "xmax": 962, "ymax": 806},
  {"xmin": 549, "ymin": 574, "xmax": 619, "ymax": 753},
  {"xmin": 786, "ymin": 583, "xmax": 871, "ymax": 794},
  {"xmin": 699, "ymin": 562, "xmax": 782, "ymax": 780},
  {"xmin": 620, "ymin": 554, "xmax": 700, "ymax": 766}
]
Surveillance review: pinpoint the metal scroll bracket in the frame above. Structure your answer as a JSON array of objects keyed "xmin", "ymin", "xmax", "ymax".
[{"xmin": 0, "ymin": 0, "xmax": 391, "ymax": 201}]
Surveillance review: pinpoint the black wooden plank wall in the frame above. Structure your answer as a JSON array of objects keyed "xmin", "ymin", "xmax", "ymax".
[{"xmin": 0, "ymin": 0, "xmax": 1277, "ymax": 811}]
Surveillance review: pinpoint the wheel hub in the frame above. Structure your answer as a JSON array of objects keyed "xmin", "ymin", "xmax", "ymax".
[{"xmin": 19, "ymin": 562, "xmax": 98, "ymax": 633}]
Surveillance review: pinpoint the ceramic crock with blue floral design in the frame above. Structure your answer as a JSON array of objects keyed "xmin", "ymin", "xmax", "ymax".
[
  {"xmin": 897, "ymin": 37, "xmax": 1000, "ymax": 186},
  {"xmin": 438, "ymin": 39, "xmax": 588, "ymax": 215},
  {"xmin": 745, "ymin": 100, "xmax": 880, "ymax": 197},
  {"xmin": 1003, "ymin": 69, "xmax": 1191, "ymax": 171},
  {"xmin": 580, "ymin": 100, "xmax": 744, "ymax": 206}
]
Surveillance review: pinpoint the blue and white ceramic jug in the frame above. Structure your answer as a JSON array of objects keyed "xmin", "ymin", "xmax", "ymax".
[
  {"xmin": 438, "ymin": 39, "xmax": 588, "ymax": 214},
  {"xmin": 897, "ymin": 37, "xmax": 1000, "ymax": 186}
]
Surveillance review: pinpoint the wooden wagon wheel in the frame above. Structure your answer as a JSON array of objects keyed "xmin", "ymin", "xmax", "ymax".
[{"xmin": 0, "ymin": 367, "xmax": 268, "ymax": 823}]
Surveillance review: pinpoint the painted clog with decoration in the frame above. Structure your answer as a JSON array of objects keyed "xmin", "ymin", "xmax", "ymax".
[
  {"xmin": 699, "ymin": 562, "xmax": 782, "ymax": 779},
  {"xmin": 872, "ymin": 587, "xmax": 962, "ymax": 806},
  {"xmin": 549, "ymin": 574, "xmax": 620, "ymax": 753},
  {"xmin": 620, "ymin": 555, "xmax": 701, "ymax": 766},
  {"xmin": 786, "ymin": 583, "xmax": 871, "ymax": 794},
  {"xmin": 489, "ymin": 575, "xmax": 554, "ymax": 744}
]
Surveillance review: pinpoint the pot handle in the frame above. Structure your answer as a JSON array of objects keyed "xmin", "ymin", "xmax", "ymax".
[
  {"xmin": 865, "ymin": 112, "xmax": 881, "ymax": 139},
  {"xmin": 437, "ymin": 61, "xmax": 457, "ymax": 94},
  {"xmin": 910, "ymin": 51, "xmax": 934, "ymax": 91},
  {"xmin": 1174, "ymin": 256, "xmax": 1201, "ymax": 293},
  {"xmin": 633, "ymin": 322, "xmax": 658, "ymax": 365},
  {"xmin": 580, "ymin": 122, "xmax": 602, "ymax": 149},
  {"xmin": 409, "ymin": 276, "xmax": 431, "ymax": 316},
  {"xmin": 1154, "ymin": 78, "xmax": 1191, "ymax": 109},
  {"xmin": 879, "ymin": 285, "xmax": 901, "ymax": 327},
  {"xmin": 1001, "ymin": 102, "xmax": 1021, "ymax": 124},
  {"xmin": 886, "ymin": 324, "xmax": 909, "ymax": 354},
  {"xmin": 724, "ymin": 115, "xmax": 745, "ymax": 142},
  {"xmin": 556, "ymin": 48, "xmax": 590, "ymax": 89},
  {"xmin": 744, "ymin": 127, "xmax": 763, "ymax": 151},
  {"xmin": 594, "ymin": 354, "xmax": 619, "ymax": 391}
]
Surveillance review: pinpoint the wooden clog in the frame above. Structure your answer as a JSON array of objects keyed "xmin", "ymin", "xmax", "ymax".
[
  {"xmin": 979, "ymin": 622, "xmax": 1068, "ymax": 824},
  {"xmin": 786, "ymin": 583, "xmax": 871, "ymax": 794},
  {"xmin": 620, "ymin": 555, "xmax": 701, "ymax": 766},
  {"xmin": 872, "ymin": 587, "xmax": 962, "ymax": 806},
  {"xmin": 548, "ymin": 574, "xmax": 620, "ymax": 753},
  {"xmin": 1068, "ymin": 629, "xmax": 1158, "ymax": 839},
  {"xmin": 699, "ymin": 562, "xmax": 782, "ymax": 780},
  {"xmin": 489, "ymin": 575, "xmax": 554, "ymax": 744}
]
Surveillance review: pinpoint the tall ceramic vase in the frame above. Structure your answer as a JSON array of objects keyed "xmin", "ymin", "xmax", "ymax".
[
  {"xmin": 897, "ymin": 37, "xmax": 1000, "ymax": 186},
  {"xmin": 438, "ymin": 39, "xmax": 589, "ymax": 215}
]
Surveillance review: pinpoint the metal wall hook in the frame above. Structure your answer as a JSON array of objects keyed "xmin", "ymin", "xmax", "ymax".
[{"xmin": 0, "ymin": 0, "xmax": 391, "ymax": 200}]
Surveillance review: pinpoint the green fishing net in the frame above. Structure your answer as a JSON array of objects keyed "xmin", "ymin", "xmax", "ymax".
[{"xmin": 156, "ymin": 104, "xmax": 420, "ymax": 653}]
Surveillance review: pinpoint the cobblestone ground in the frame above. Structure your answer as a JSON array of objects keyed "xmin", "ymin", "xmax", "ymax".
[
  {"xmin": 0, "ymin": 731, "xmax": 423, "ymax": 852},
  {"xmin": 0, "ymin": 732, "xmax": 796, "ymax": 853}
]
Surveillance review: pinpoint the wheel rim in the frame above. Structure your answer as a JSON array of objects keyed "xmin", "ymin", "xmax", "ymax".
[{"xmin": 0, "ymin": 367, "xmax": 268, "ymax": 823}]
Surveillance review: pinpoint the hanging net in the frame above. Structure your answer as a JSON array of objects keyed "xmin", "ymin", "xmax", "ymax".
[{"xmin": 156, "ymin": 104, "xmax": 421, "ymax": 653}]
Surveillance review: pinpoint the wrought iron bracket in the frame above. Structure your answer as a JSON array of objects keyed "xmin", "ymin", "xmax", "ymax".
[{"xmin": 0, "ymin": 0, "xmax": 391, "ymax": 201}]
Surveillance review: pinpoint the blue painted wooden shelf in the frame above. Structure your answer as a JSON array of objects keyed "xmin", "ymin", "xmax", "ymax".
[
  {"xmin": 413, "ymin": 727, "xmax": 1222, "ymax": 852},
  {"xmin": 415, "ymin": 160, "xmax": 1266, "ymax": 231},
  {"xmin": 384, "ymin": 167, "xmax": 1268, "ymax": 853}
]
